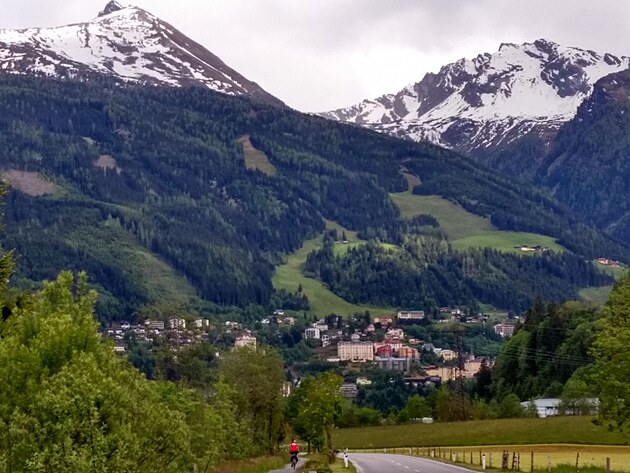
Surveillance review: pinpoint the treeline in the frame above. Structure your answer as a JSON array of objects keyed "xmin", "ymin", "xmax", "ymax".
[
  {"xmin": 0, "ymin": 74, "xmax": 627, "ymax": 321},
  {"xmin": 305, "ymin": 236, "xmax": 612, "ymax": 312},
  {"xmin": 336, "ymin": 368, "xmax": 530, "ymax": 428}
]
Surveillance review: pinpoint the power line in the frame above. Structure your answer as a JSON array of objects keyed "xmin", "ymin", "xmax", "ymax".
[{"xmin": 495, "ymin": 344, "xmax": 593, "ymax": 366}]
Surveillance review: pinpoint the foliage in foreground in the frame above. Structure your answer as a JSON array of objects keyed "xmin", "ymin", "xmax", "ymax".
[
  {"xmin": 0, "ymin": 271, "xmax": 268, "ymax": 472},
  {"xmin": 594, "ymin": 272, "xmax": 630, "ymax": 433},
  {"xmin": 286, "ymin": 372, "xmax": 343, "ymax": 455}
]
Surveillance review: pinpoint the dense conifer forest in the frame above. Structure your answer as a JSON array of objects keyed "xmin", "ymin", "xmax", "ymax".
[{"xmin": 0, "ymin": 75, "xmax": 625, "ymax": 321}]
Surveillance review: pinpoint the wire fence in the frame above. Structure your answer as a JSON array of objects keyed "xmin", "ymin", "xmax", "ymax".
[{"xmin": 348, "ymin": 446, "xmax": 629, "ymax": 472}]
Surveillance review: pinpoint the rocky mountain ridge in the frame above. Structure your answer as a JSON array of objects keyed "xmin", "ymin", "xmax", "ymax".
[
  {"xmin": 322, "ymin": 39, "xmax": 630, "ymax": 156},
  {"xmin": 0, "ymin": 1, "xmax": 283, "ymax": 106}
]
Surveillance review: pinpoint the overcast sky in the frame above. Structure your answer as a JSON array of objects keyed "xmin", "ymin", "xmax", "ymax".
[{"xmin": 2, "ymin": 0, "xmax": 629, "ymax": 112}]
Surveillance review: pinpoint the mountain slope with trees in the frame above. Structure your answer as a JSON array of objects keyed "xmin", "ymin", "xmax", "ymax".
[
  {"xmin": 0, "ymin": 75, "xmax": 626, "ymax": 320},
  {"xmin": 537, "ymin": 68, "xmax": 630, "ymax": 242}
]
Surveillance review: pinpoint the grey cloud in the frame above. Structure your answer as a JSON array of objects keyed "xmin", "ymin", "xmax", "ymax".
[{"xmin": 1, "ymin": 0, "xmax": 629, "ymax": 110}]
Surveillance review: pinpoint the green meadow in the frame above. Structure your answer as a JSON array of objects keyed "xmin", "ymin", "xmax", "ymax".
[
  {"xmin": 272, "ymin": 222, "xmax": 393, "ymax": 317},
  {"xmin": 390, "ymin": 192, "xmax": 565, "ymax": 253}
]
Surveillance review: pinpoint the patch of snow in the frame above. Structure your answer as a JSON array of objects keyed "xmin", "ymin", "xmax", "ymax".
[{"xmin": 323, "ymin": 39, "xmax": 630, "ymax": 150}]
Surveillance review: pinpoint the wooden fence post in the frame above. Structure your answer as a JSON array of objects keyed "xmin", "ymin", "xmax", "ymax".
[
  {"xmin": 575, "ymin": 452, "xmax": 580, "ymax": 471},
  {"xmin": 510, "ymin": 451, "xmax": 520, "ymax": 470},
  {"xmin": 531, "ymin": 451, "xmax": 534, "ymax": 472},
  {"xmin": 606, "ymin": 457, "xmax": 611, "ymax": 473}
]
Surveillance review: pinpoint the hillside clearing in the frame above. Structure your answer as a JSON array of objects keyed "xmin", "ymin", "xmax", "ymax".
[
  {"xmin": 580, "ymin": 262, "xmax": 628, "ymax": 306},
  {"xmin": 94, "ymin": 154, "xmax": 121, "ymax": 173},
  {"xmin": 238, "ymin": 135, "xmax": 276, "ymax": 175},
  {"xmin": 390, "ymin": 192, "xmax": 565, "ymax": 253},
  {"xmin": 2, "ymin": 170, "xmax": 58, "ymax": 196},
  {"xmin": 580, "ymin": 286, "xmax": 614, "ymax": 306},
  {"xmin": 595, "ymin": 261, "xmax": 627, "ymax": 280}
]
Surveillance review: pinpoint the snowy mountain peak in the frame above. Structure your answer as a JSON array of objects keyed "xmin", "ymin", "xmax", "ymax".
[
  {"xmin": 98, "ymin": 1, "xmax": 125, "ymax": 17},
  {"xmin": 322, "ymin": 39, "xmax": 629, "ymax": 153},
  {"xmin": 0, "ymin": 4, "xmax": 283, "ymax": 106}
]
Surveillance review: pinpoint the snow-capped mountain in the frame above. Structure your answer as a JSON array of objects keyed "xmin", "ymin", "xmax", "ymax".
[
  {"xmin": 322, "ymin": 39, "xmax": 629, "ymax": 154},
  {"xmin": 0, "ymin": 1, "xmax": 283, "ymax": 106}
]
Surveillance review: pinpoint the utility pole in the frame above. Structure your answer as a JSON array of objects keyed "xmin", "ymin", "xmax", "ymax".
[{"xmin": 454, "ymin": 324, "xmax": 467, "ymax": 420}]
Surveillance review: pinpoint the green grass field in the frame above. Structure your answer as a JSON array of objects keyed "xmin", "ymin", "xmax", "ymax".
[
  {"xmin": 238, "ymin": 135, "xmax": 276, "ymax": 175},
  {"xmin": 452, "ymin": 232, "xmax": 564, "ymax": 253},
  {"xmin": 333, "ymin": 417, "xmax": 628, "ymax": 449},
  {"xmin": 272, "ymin": 228, "xmax": 393, "ymax": 317},
  {"xmin": 337, "ymin": 417, "xmax": 630, "ymax": 470},
  {"xmin": 580, "ymin": 262, "xmax": 628, "ymax": 306},
  {"xmin": 596, "ymin": 262, "xmax": 628, "ymax": 280},
  {"xmin": 579, "ymin": 286, "xmax": 614, "ymax": 306},
  {"xmin": 389, "ymin": 192, "xmax": 565, "ymax": 253},
  {"xmin": 213, "ymin": 455, "xmax": 285, "ymax": 473}
]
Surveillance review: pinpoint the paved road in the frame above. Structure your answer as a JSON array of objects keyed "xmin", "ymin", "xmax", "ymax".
[
  {"xmin": 268, "ymin": 457, "xmax": 305, "ymax": 473},
  {"xmin": 347, "ymin": 453, "xmax": 475, "ymax": 473}
]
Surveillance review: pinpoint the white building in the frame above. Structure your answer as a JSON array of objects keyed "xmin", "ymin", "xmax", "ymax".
[
  {"xmin": 304, "ymin": 327, "xmax": 321, "ymax": 339},
  {"xmin": 520, "ymin": 398, "xmax": 599, "ymax": 417},
  {"xmin": 235, "ymin": 333, "xmax": 257, "ymax": 349},
  {"xmin": 397, "ymin": 311, "xmax": 425, "ymax": 323},
  {"xmin": 386, "ymin": 328, "xmax": 405, "ymax": 339},
  {"xmin": 338, "ymin": 342, "xmax": 374, "ymax": 361},
  {"xmin": 169, "ymin": 318, "xmax": 186, "ymax": 330},
  {"xmin": 494, "ymin": 323, "xmax": 516, "ymax": 338},
  {"xmin": 145, "ymin": 319, "xmax": 165, "ymax": 331},
  {"xmin": 194, "ymin": 318, "xmax": 209, "ymax": 329},
  {"xmin": 314, "ymin": 322, "xmax": 329, "ymax": 332},
  {"xmin": 438, "ymin": 349, "xmax": 457, "ymax": 361}
]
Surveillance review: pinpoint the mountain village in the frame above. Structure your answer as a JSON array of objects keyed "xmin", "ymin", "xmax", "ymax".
[{"xmin": 1, "ymin": 1, "xmax": 630, "ymax": 471}]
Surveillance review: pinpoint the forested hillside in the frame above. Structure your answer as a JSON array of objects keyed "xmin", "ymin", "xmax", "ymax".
[
  {"xmin": 0, "ymin": 75, "xmax": 625, "ymax": 321},
  {"xmin": 537, "ymin": 68, "xmax": 630, "ymax": 242},
  {"xmin": 461, "ymin": 68, "xmax": 630, "ymax": 246},
  {"xmin": 305, "ymin": 237, "xmax": 609, "ymax": 313}
]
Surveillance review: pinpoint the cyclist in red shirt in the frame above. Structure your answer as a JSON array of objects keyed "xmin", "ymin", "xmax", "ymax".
[{"xmin": 289, "ymin": 439, "xmax": 300, "ymax": 467}]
